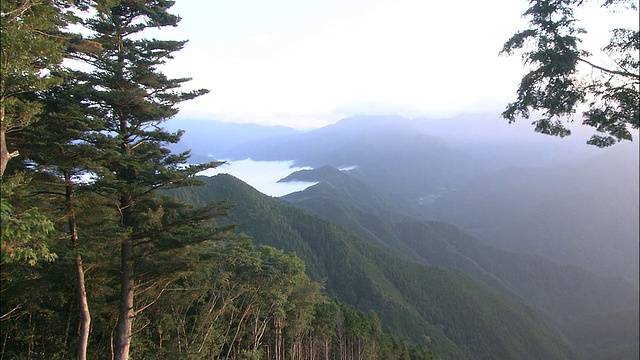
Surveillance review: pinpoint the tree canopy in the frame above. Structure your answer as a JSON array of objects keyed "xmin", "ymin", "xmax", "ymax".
[
  {"xmin": 501, "ymin": 0, "xmax": 639, "ymax": 147},
  {"xmin": 0, "ymin": 0, "xmax": 86, "ymax": 176},
  {"xmin": 0, "ymin": 2, "xmax": 443, "ymax": 359}
]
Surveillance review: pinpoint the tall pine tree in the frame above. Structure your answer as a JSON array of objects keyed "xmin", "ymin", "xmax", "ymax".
[
  {"xmin": 14, "ymin": 73, "xmax": 104, "ymax": 360},
  {"xmin": 76, "ymin": 1, "xmax": 222, "ymax": 358}
]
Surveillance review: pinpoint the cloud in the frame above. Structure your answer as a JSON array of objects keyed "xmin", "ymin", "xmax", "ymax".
[{"xmin": 197, "ymin": 158, "xmax": 318, "ymax": 197}]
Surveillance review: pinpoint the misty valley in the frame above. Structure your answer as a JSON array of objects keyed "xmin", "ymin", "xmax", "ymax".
[
  {"xmin": 2, "ymin": 1, "xmax": 638, "ymax": 359},
  {"xmin": 3, "ymin": 110, "xmax": 638, "ymax": 359},
  {"xmin": 163, "ymin": 114, "xmax": 640, "ymax": 359}
]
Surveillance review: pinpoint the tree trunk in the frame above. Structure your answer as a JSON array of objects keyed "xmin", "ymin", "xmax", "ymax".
[
  {"xmin": 0, "ymin": 106, "xmax": 7, "ymax": 177},
  {"xmin": 0, "ymin": 127, "xmax": 8, "ymax": 177},
  {"xmin": 65, "ymin": 172, "xmax": 91, "ymax": 360},
  {"xmin": 114, "ymin": 196, "xmax": 135, "ymax": 360},
  {"xmin": 0, "ymin": 105, "xmax": 20, "ymax": 177},
  {"xmin": 114, "ymin": 237, "xmax": 134, "ymax": 360},
  {"xmin": 75, "ymin": 254, "xmax": 91, "ymax": 359},
  {"xmin": 324, "ymin": 337, "xmax": 329, "ymax": 360}
]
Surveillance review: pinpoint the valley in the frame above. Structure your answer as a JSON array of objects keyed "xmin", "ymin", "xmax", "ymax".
[{"xmin": 168, "ymin": 114, "xmax": 640, "ymax": 359}]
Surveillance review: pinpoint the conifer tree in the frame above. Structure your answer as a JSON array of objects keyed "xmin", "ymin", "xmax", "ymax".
[
  {"xmin": 14, "ymin": 74, "xmax": 104, "ymax": 360},
  {"xmin": 0, "ymin": 0, "xmax": 82, "ymax": 176},
  {"xmin": 74, "ymin": 1, "xmax": 219, "ymax": 358}
]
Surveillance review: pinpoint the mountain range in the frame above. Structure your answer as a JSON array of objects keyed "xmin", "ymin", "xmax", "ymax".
[
  {"xmin": 168, "ymin": 113, "xmax": 639, "ymax": 359},
  {"xmin": 171, "ymin": 174, "xmax": 578, "ymax": 359},
  {"xmin": 280, "ymin": 165, "xmax": 638, "ymax": 358},
  {"xmin": 171, "ymin": 114, "xmax": 639, "ymax": 280}
]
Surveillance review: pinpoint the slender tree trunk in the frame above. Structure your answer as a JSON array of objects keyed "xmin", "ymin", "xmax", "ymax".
[
  {"xmin": 114, "ymin": 196, "xmax": 135, "ymax": 360},
  {"xmin": 0, "ymin": 127, "xmax": 7, "ymax": 177},
  {"xmin": 0, "ymin": 106, "xmax": 20, "ymax": 177},
  {"xmin": 324, "ymin": 337, "xmax": 329, "ymax": 360},
  {"xmin": 274, "ymin": 318, "xmax": 282, "ymax": 360},
  {"xmin": 114, "ymin": 237, "xmax": 134, "ymax": 360},
  {"xmin": 65, "ymin": 172, "xmax": 91, "ymax": 360},
  {"xmin": 75, "ymin": 248, "xmax": 91, "ymax": 359},
  {"xmin": 0, "ymin": 105, "xmax": 7, "ymax": 177}
]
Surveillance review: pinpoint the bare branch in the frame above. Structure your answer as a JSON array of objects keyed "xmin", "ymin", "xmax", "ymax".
[
  {"xmin": 579, "ymin": 57, "xmax": 640, "ymax": 80},
  {"xmin": 133, "ymin": 280, "xmax": 173, "ymax": 316}
]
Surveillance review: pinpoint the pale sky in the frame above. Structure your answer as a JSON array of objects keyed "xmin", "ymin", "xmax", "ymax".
[{"xmin": 153, "ymin": 0, "xmax": 638, "ymax": 129}]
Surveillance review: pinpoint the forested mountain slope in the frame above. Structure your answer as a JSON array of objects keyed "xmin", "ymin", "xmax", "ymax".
[
  {"xmin": 170, "ymin": 174, "xmax": 577, "ymax": 360},
  {"xmin": 209, "ymin": 115, "xmax": 639, "ymax": 281},
  {"xmin": 280, "ymin": 165, "xmax": 639, "ymax": 360},
  {"xmin": 281, "ymin": 165, "xmax": 638, "ymax": 322},
  {"xmin": 278, "ymin": 164, "xmax": 424, "ymax": 221},
  {"xmin": 561, "ymin": 307, "xmax": 639, "ymax": 360},
  {"xmin": 169, "ymin": 115, "xmax": 638, "ymax": 359}
]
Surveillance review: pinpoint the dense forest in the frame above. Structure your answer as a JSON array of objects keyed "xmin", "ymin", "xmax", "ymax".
[
  {"xmin": 2, "ymin": 1, "xmax": 638, "ymax": 360},
  {"xmin": 0, "ymin": 1, "xmax": 440, "ymax": 359},
  {"xmin": 169, "ymin": 174, "xmax": 581, "ymax": 360}
]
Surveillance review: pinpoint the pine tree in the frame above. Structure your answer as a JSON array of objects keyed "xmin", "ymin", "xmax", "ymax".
[
  {"xmin": 14, "ymin": 74, "xmax": 104, "ymax": 360},
  {"xmin": 0, "ymin": 0, "xmax": 83, "ymax": 176},
  {"xmin": 75, "ymin": 1, "xmax": 220, "ymax": 358}
]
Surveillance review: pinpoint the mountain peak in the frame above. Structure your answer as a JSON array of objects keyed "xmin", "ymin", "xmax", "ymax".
[
  {"xmin": 278, "ymin": 165, "xmax": 343, "ymax": 183},
  {"xmin": 323, "ymin": 114, "xmax": 416, "ymax": 133}
]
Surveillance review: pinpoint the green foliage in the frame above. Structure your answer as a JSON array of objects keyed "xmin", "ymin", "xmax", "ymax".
[
  {"xmin": 502, "ymin": 0, "xmax": 639, "ymax": 146},
  {"xmin": 561, "ymin": 307, "xmax": 639, "ymax": 360},
  {"xmin": 0, "ymin": 1, "xmax": 442, "ymax": 359},
  {"xmin": 0, "ymin": 0, "xmax": 84, "ymax": 175},
  {"xmin": 2, "ymin": 228, "xmax": 440, "ymax": 359},
  {"xmin": 0, "ymin": 200, "xmax": 56, "ymax": 265},
  {"xmin": 132, "ymin": 239, "xmax": 323, "ymax": 359},
  {"xmin": 0, "ymin": 175, "xmax": 56, "ymax": 265},
  {"xmin": 0, "ymin": 0, "xmax": 71, "ymax": 124},
  {"xmin": 170, "ymin": 174, "xmax": 578, "ymax": 360}
]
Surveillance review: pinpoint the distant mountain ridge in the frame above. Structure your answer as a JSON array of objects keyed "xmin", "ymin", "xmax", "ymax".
[
  {"xmin": 223, "ymin": 115, "xmax": 479, "ymax": 200},
  {"xmin": 184, "ymin": 114, "xmax": 638, "ymax": 281},
  {"xmin": 171, "ymin": 115, "xmax": 639, "ymax": 280},
  {"xmin": 164, "ymin": 118, "xmax": 300, "ymax": 162},
  {"xmin": 169, "ymin": 114, "xmax": 639, "ymax": 359}
]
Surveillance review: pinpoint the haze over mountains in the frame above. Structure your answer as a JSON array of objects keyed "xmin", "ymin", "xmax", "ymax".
[
  {"xmin": 169, "ymin": 114, "xmax": 639, "ymax": 279},
  {"xmin": 171, "ymin": 174, "xmax": 581, "ymax": 360},
  {"xmin": 167, "ymin": 113, "xmax": 639, "ymax": 359}
]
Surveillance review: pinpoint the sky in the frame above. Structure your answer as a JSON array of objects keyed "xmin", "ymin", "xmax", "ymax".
[{"xmin": 151, "ymin": 0, "xmax": 638, "ymax": 129}]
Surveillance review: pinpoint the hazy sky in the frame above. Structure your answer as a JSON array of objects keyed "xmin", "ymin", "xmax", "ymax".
[{"xmin": 153, "ymin": 0, "xmax": 637, "ymax": 129}]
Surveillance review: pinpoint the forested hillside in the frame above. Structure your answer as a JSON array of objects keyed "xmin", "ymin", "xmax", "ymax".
[
  {"xmin": 214, "ymin": 115, "xmax": 639, "ymax": 282},
  {"xmin": 0, "ymin": 2, "xmax": 438, "ymax": 359},
  {"xmin": 169, "ymin": 174, "xmax": 578, "ymax": 360},
  {"xmin": 2, "ymin": 1, "xmax": 637, "ymax": 360},
  {"xmin": 2, "ymin": 230, "xmax": 439, "ymax": 359},
  {"xmin": 280, "ymin": 164, "xmax": 639, "ymax": 359},
  {"xmin": 281, "ymin": 165, "xmax": 638, "ymax": 320},
  {"xmin": 424, "ymin": 144, "xmax": 640, "ymax": 280}
]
